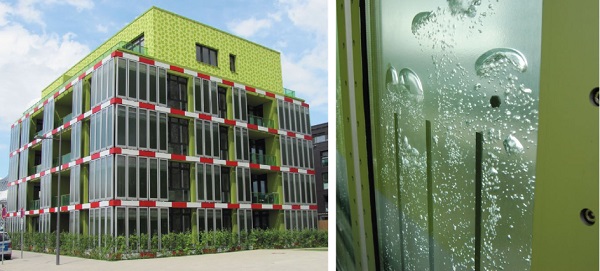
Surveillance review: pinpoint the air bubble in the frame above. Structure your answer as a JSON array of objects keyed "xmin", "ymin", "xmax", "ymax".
[
  {"xmin": 448, "ymin": 0, "xmax": 480, "ymax": 17},
  {"xmin": 503, "ymin": 134, "xmax": 524, "ymax": 155},
  {"xmin": 386, "ymin": 63, "xmax": 399, "ymax": 92},
  {"xmin": 475, "ymin": 48, "xmax": 528, "ymax": 77},
  {"xmin": 398, "ymin": 68, "xmax": 425, "ymax": 102},
  {"xmin": 411, "ymin": 11, "xmax": 435, "ymax": 35}
]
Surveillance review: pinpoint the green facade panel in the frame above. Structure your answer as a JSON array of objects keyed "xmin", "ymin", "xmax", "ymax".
[{"xmin": 41, "ymin": 7, "xmax": 283, "ymax": 99}]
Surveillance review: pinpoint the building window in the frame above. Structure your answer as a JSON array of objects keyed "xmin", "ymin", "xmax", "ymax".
[
  {"xmin": 168, "ymin": 162, "xmax": 190, "ymax": 202},
  {"xmin": 321, "ymin": 151, "xmax": 328, "ymax": 167},
  {"xmin": 167, "ymin": 74, "xmax": 188, "ymax": 111},
  {"xmin": 196, "ymin": 44, "xmax": 218, "ymax": 66},
  {"xmin": 195, "ymin": 120, "xmax": 219, "ymax": 158},
  {"xmin": 314, "ymin": 134, "xmax": 327, "ymax": 143},
  {"xmin": 232, "ymin": 87, "xmax": 248, "ymax": 122},
  {"xmin": 322, "ymin": 173, "xmax": 328, "ymax": 190},
  {"xmin": 229, "ymin": 54, "xmax": 236, "ymax": 72},
  {"xmin": 193, "ymin": 78, "xmax": 218, "ymax": 116},
  {"xmin": 168, "ymin": 117, "xmax": 189, "ymax": 155},
  {"xmin": 196, "ymin": 164, "xmax": 222, "ymax": 202},
  {"xmin": 170, "ymin": 208, "xmax": 191, "ymax": 233}
]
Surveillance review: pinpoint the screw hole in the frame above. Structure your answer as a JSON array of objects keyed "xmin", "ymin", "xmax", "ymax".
[
  {"xmin": 490, "ymin": 95, "xmax": 501, "ymax": 108},
  {"xmin": 590, "ymin": 87, "xmax": 599, "ymax": 107},
  {"xmin": 580, "ymin": 208, "xmax": 595, "ymax": 226}
]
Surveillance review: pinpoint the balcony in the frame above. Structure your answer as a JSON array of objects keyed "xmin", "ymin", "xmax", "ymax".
[
  {"xmin": 252, "ymin": 192, "xmax": 279, "ymax": 204},
  {"xmin": 283, "ymin": 88, "xmax": 296, "ymax": 98},
  {"xmin": 53, "ymin": 152, "xmax": 72, "ymax": 167},
  {"xmin": 29, "ymin": 164, "xmax": 43, "ymax": 175},
  {"xmin": 250, "ymin": 153, "xmax": 276, "ymax": 166},
  {"xmin": 123, "ymin": 43, "xmax": 149, "ymax": 56},
  {"xmin": 61, "ymin": 113, "xmax": 73, "ymax": 125},
  {"xmin": 52, "ymin": 194, "xmax": 70, "ymax": 207},
  {"xmin": 249, "ymin": 114, "xmax": 275, "ymax": 129},
  {"xmin": 29, "ymin": 199, "xmax": 40, "ymax": 210}
]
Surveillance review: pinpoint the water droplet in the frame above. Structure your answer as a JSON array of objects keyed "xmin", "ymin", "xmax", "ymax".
[
  {"xmin": 507, "ymin": 234, "xmax": 512, "ymax": 240},
  {"xmin": 475, "ymin": 48, "xmax": 528, "ymax": 77},
  {"xmin": 411, "ymin": 11, "xmax": 435, "ymax": 35},
  {"xmin": 522, "ymin": 88, "xmax": 532, "ymax": 94},
  {"xmin": 386, "ymin": 63, "xmax": 399, "ymax": 92},
  {"xmin": 488, "ymin": 167, "xmax": 498, "ymax": 175},
  {"xmin": 474, "ymin": 83, "xmax": 482, "ymax": 90},
  {"xmin": 503, "ymin": 134, "xmax": 524, "ymax": 155},
  {"xmin": 398, "ymin": 68, "xmax": 424, "ymax": 102}
]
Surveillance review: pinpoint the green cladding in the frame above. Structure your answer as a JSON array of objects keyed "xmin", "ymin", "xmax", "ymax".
[{"xmin": 42, "ymin": 7, "xmax": 283, "ymax": 98}]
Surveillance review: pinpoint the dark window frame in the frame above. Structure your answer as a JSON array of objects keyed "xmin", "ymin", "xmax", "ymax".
[
  {"xmin": 167, "ymin": 74, "xmax": 188, "ymax": 111},
  {"xmin": 168, "ymin": 117, "xmax": 189, "ymax": 155},
  {"xmin": 229, "ymin": 54, "xmax": 236, "ymax": 72},
  {"xmin": 168, "ymin": 161, "xmax": 191, "ymax": 202},
  {"xmin": 196, "ymin": 44, "xmax": 218, "ymax": 67}
]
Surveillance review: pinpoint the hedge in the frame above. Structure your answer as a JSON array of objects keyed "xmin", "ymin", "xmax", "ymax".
[{"xmin": 7, "ymin": 229, "xmax": 327, "ymax": 260}]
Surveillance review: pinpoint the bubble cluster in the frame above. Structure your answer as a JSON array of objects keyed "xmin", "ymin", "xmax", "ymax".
[{"xmin": 377, "ymin": 0, "xmax": 539, "ymax": 270}]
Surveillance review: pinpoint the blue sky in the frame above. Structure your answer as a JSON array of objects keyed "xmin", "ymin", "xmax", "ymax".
[{"xmin": 0, "ymin": 0, "xmax": 328, "ymax": 177}]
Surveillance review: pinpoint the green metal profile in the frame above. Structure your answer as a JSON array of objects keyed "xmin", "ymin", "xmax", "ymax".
[
  {"xmin": 530, "ymin": 0, "xmax": 599, "ymax": 270},
  {"xmin": 336, "ymin": 0, "xmax": 377, "ymax": 270}
]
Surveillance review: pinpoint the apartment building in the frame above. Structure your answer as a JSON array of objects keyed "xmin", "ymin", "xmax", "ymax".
[{"xmin": 5, "ymin": 7, "xmax": 317, "ymax": 245}]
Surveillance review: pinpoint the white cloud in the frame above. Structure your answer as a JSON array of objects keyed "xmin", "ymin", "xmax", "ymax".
[
  {"xmin": 281, "ymin": 53, "xmax": 328, "ymax": 110},
  {"xmin": 5, "ymin": 0, "xmax": 94, "ymax": 26},
  {"xmin": 0, "ymin": 2, "xmax": 12, "ymax": 26},
  {"xmin": 279, "ymin": 0, "xmax": 327, "ymax": 36},
  {"xmin": 227, "ymin": 17, "xmax": 273, "ymax": 38},
  {"xmin": 267, "ymin": 12, "xmax": 282, "ymax": 22},
  {"xmin": 96, "ymin": 23, "xmax": 108, "ymax": 33},
  {"xmin": 50, "ymin": 0, "xmax": 94, "ymax": 11},
  {"xmin": 0, "ymin": 22, "xmax": 89, "ymax": 130}
]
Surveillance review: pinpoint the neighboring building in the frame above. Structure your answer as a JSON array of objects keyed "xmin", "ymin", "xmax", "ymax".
[
  {"xmin": 5, "ymin": 7, "xmax": 317, "ymax": 244},
  {"xmin": 311, "ymin": 123, "xmax": 328, "ymax": 220}
]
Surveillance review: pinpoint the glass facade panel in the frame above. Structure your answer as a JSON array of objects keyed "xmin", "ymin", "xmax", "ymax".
[
  {"xmin": 139, "ymin": 63, "xmax": 147, "ymax": 101},
  {"xmin": 159, "ymin": 68, "xmax": 166, "ymax": 105},
  {"xmin": 128, "ymin": 107, "xmax": 137, "ymax": 147},
  {"xmin": 149, "ymin": 66, "xmax": 157, "ymax": 103},
  {"xmin": 139, "ymin": 158, "xmax": 148, "ymax": 199},
  {"xmin": 160, "ymin": 160, "xmax": 168, "ymax": 200},
  {"xmin": 128, "ymin": 61, "xmax": 137, "ymax": 99},
  {"xmin": 139, "ymin": 109, "xmax": 147, "ymax": 149},
  {"xmin": 128, "ymin": 156, "xmax": 137, "ymax": 199},
  {"xmin": 150, "ymin": 159, "xmax": 158, "ymax": 199},
  {"xmin": 197, "ymin": 163, "xmax": 205, "ymax": 201},
  {"xmin": 149, "ymin": 111, "xmax": 157, "ymax": 150}
]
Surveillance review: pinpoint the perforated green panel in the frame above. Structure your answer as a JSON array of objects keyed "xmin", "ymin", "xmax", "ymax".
[
  {"xmin": 42, "ymin": 7, "xmax": 283, "ymax": 98},
  {"xmin": 151, "ymin": 9, "xmax": 283, "ymax": 94}
]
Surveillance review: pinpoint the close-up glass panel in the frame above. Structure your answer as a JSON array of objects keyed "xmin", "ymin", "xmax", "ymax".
[{"xmin": 369, "ymin": 0, "xmax": 542, "ymax": 270}]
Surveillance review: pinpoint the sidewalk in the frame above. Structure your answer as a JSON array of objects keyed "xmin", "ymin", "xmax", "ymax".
[{"xmin": 0, "ymin": 249, "xmax": 328, "ymax": 271}]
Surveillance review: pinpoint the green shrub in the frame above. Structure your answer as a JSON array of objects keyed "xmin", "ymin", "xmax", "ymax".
[{"xmin": 6, "ymin": 228, "xmax": 327, "ymax": 260}]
